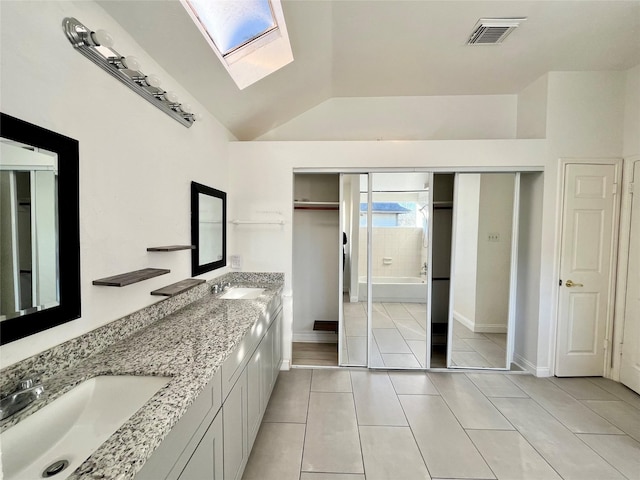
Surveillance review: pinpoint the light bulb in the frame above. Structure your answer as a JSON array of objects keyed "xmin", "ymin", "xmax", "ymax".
[
  {"xmin": 145, "ymin": 75, "xmax": 161, "ymax": 88},
  {"xmin": 122, "ymin": 55, "xmax": 141, "ymax": 71},
  {"xmin": 165, "ymin": 91, "xmax": 179, "ymax": 103},
  {"xmin": 91, "ymin": 29, "xmax": 114, "ymax": 48},
  {"xmin": 181, "ymin": 103, "xmax": 193, "ymax": 114}
]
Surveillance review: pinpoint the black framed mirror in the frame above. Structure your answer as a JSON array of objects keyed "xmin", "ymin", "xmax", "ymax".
[
  {"xmin": 191, "ymin": 181, "xmax": 226, "ymax": 275},
  {"xmin": 0, "ymin": 113, "xmax": 81, "ymax": 345}
]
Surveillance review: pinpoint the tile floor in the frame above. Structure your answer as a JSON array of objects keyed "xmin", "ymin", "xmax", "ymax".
[
  {"xmin": 242, "ymin": 369, "xmax": 640, "ymax": 480},
  {"xmin": 342, "ymin": 301, "xmax": 509, "ymax": 369}
]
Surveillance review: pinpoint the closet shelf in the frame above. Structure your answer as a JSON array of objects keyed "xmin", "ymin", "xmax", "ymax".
[
  {"xmin": 151, "ymin": 278, "xmax": 205, "ymax": 297},
  {"xmin": 294, "ymin": 201, "xmax": 339, "ymax": 210},
  {"xmin": 93, "ymin": 268, "xmax": 170, "ymax": 287},
  {"xmin": 147, "ymin": 245, "xmax": 195, "ymax": 252}
]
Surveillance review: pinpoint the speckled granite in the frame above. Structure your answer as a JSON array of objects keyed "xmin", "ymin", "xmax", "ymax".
[
  {"xmin": 0, "ymin": 271, "xmax": 283, "ymax": 394},
  {"xmin": 0, "ymin": 273, "xmax": 283, "ymax": 480}
]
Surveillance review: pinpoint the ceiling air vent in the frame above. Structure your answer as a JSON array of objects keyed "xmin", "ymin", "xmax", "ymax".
[{"xmin": 467, "ymin": 18, "xmax": 526, "ymax": 45}]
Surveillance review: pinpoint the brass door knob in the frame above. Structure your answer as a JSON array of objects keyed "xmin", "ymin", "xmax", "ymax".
[{"xmin": 565, "ymin": 280, "xmax": 584, "ymax": 287}]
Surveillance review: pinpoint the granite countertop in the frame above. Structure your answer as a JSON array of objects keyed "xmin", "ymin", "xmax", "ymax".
[{"xmin": 2, "ymin": 279, "xmax": 283, "ymax": 480}]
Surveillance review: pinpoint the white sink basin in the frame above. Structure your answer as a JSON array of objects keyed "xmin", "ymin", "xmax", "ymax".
[
  {"xmin": 220, "ymin": 287, "xmax": 265, "ymax": 300},
  {"xmin": 0, "ymin": 375, "xmax": 170, "ymax": 480}
]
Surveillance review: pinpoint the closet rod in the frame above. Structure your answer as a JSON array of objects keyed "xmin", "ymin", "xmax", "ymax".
[{"xmin": 230, "ymin": 219, "xmax": 285, "ymax": 225}]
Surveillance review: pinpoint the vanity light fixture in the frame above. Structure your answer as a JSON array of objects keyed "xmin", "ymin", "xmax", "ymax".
[{"xmin": 63, "ymin": 17, "xmax": 201, "ymax": 127}]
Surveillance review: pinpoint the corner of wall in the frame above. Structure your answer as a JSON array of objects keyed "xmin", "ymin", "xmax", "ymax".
[{"xmin": 516, "ymin": 74, "xmax": 549, "ymax": 139}]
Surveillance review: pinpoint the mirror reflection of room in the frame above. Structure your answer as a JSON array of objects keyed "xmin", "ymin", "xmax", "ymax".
[
  {"xmin": 343, "ymin": 173, "xmax": 430, "ymax": 369},
  {"xmin": 0, "ymin": 140, "xmax": 59, "ymax": 321},
  {"xmin": 449, "ymin": 173, "xmax": 516, "ymax": 370}
]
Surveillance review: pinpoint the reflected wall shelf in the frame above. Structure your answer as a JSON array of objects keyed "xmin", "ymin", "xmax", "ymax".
[
  {"xmin": 93, "ymin": 268, "xmax": 170, "ymax": 287},
  {"xmin": 294, "ymin": 201, "xmax": 339, "ymax": 210},
  {"xmin": 147, "ymin": 245, "xmax": 195, "ymax": 252},
  {"xmin": 151, "ymin": 278, "xmax": 205, "ymax": 297}
]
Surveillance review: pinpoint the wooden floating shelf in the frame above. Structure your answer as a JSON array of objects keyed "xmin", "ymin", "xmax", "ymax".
[
  {"xmin": 147, "ymin": 245, "xmax": 195, "ymax": 252},
  {"xmin": 151, "ymin": 278, "xmax": 205, "ymax": 297},
  {"xmin": 93, "ymin": 268, "xmax": 170, "ymax": 287}
]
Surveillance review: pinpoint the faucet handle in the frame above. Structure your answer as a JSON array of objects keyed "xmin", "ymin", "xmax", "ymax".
[{"xmin": 18, "ymin": 372, "xmax": 44, "ymax": 390}]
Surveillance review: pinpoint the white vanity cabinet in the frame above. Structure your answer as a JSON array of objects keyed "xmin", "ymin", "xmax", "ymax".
[{"xmin": 135, "ymin": 296, "xmax": 283, "ymax": 480}]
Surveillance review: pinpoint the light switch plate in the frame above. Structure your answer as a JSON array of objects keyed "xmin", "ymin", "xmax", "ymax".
[{"xmin": 230, "ymin": 255, "xmax": 242, "ymax": 269}]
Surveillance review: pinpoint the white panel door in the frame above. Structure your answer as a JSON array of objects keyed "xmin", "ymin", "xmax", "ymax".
[
  {"xmin": 620, "ymin": 160, "xmax": 640, "ymax": 394},
  {"xmin": 556, "ymin": 163, "xmax": 618, "ymax": 377}
]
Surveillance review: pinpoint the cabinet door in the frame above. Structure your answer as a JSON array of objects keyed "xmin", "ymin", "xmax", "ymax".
[
  {"xmin": 247, "ymin": 345, "xmax": 262, "ymax": 449},
  {"xmin": 260, "ymin": 325, "xmax": 274, "ymax": 410},
  {"xmin": 177, "ymin": 411, "xmax": 223, "ymax": 480},
  {"xmin": 223, "ymin": 368, "xmax": 248, "ymax": 480}
]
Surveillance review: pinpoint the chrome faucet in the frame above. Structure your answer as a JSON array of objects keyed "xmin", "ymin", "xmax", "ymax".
[
  {"xmin": 0, "ymin": 375, "xmax": 45, "ymax": 421},
  {"xmin": 420, "ymin": 262, "xmax": 428, "ymax": 276}
]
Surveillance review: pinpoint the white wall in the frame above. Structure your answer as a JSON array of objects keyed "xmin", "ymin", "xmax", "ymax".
[
  {"xmin": 514, "ymin": 172, "xmax": 544, "ymax": 371},
  {"xmin": 517, "ymin": 74, "xmax": 548, "ymax": 139},
  {"xmin": 475, "ymin": 174, "xmax": 514, "ymax": 332},
  {"xmin": 452, "ymin": 174, "xmax": 480, "ymax": 327},
  {"xmin": 256, "ymin": 95, "xmax": 518, "ymax": 141},
  {"xmin": 1, "ymin": 1, "xmax": 233, "ymax": 367},
  {"xmin": 228, "ymin": 140, "xmax": 548, "ymax": 366},
  {"xmin": 623, "ymin": 65, "xmax": 640, "ymax": 158}
]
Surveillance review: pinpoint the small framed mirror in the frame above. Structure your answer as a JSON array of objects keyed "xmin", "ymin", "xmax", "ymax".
[
  {"xmin": 0, "ymin": 113, "xmax": 81, "ymax": 345},
  {"xmin": 191, "ymin": 181, "xmax": 226, "ymax": 275}
]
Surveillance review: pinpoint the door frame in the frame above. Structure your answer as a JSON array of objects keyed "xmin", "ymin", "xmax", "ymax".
[
  {"xmin": 553, "ymin": 158, "xmax": 623, "ymax": 377},
  {"xmin": 611, "ymin": 155, "xmax": 640, "ymax": 381}
]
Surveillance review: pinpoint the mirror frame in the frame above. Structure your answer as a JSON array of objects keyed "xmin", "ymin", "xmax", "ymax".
[
  {"xmin": 0, "ymin": 113, "xmax": 81, "ymax": 345},
  {"xmin": 191, "ymin": 181, "xmax": 226, "ymax": 275}
]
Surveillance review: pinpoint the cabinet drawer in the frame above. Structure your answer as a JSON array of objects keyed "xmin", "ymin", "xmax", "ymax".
[
  {"xmin": 221, "ymin": 315, "xmax": 266, "ymax": 399},
  {"xmin": 135, "ymin": 369, "xmax": 222, "ymax": 480}
]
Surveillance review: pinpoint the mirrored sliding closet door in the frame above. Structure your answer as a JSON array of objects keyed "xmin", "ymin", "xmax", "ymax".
[{"xmin": 447, "ymin": 173, "xmax": 519, "ymax": 370}]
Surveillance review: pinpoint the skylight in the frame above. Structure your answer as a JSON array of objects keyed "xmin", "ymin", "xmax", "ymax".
[
  {"xmin": 181, "ymin": 0, "xmax": 293, "ymax": 89},
  {"xmin": 185, "ymin": 0, "xmax": 277, "ymax": 56}
]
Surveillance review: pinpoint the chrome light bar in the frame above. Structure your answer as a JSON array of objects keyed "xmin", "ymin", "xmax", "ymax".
[{"xmin": 63, "ymin": 17, "xmax": 199, "ymax": 128}]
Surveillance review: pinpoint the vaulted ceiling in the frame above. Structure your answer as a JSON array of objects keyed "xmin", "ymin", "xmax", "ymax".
[{"xmin": 100, "ymin": 1, "xmax": 640, "ymax": 140}]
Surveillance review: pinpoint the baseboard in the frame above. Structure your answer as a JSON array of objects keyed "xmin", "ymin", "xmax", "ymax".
[
  {"xmin": 474, "ymin": 324, "xmax": 508, "ymax": 334},
  {"xmin": 292, "ymin": 332, "xmax": 338, "ymax": 343},
  {"xmin": 513, "ymin": 353, "xmax": 538, "ymax": 375},
  {"xmin": 453, "ymin": 311, "xmax": 475, "ymax": 331},
  {"xmin": 280, "ymin": 359, "xmax": 290, "ymax": 371},
  {"xmin": 536, "ymin": 366, "xmax": 552, "ymax": 377}
]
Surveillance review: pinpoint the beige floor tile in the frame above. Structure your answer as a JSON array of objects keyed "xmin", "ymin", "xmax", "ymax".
[
  {"xmin": 451, "ymin": 337, "xmax": 475, "ymax": 352},
  {"xmin": 549, "ymin": 377, "xmax": 619, "ymax": 400},
  {"xmin": 345, "ymin": 336, "xmax": 367, "ymax": 366},
  {"xmin": 359, "ymin": 426, "xmax": 430, "ymax": 480},
  {"xmin": 451, "ymin": 350, "xmax": 493, "ymax": 368},
  {"xmin": 582, "ymin": 400, "xmax": 640, "ymax": 442},
  {"xmin": 406, "ymin": 339, "xmax": 427, "ymax": 367},
  {"xmin": 483, "ymin": 333, "xmax": 507, "ymax": 349},
  {"xmin": 577, "ymin": 433, "xmax": 640, "ymax": 480},
  {"xmin": 344, "ymin": 316, "xmax": 367, "ymax": 337},
  {"xmin": 394, "ymin": 318, "xmax": 427, "ymax": 340},
  {"xmin": 428, "ymin": 373, "xmax": 513, "ymax": 430},
  {"xmin": 587, "ymin": 378, "xmax": 640, "ymax": 410},
  {"xmin": 343, "ymin": 302, "xmax": 367, "ymax": 318},
  {"xmin": 465, "ymin": 373, "xmax": 528, "ymax": 398},
  {"xmin": 389, "ymin": 371, "xmax": 439, "ymax": 395},
  {"xmin": 491, "ymin": 397, "xmax": 624, "ymax": 480},
  {"xmin": 242, "ymin": 423, "xmax": 306, "ymax": 480},
  {"xmin": 381, "ymin": 353, "xmax": 421, "ymax": 368},
  {"xmin": 301, "ymin": 392, "xmax": 364, "ymax": 474},
  {"xmin": 399, "ymin": 395, "xmax": 495, "ymax": 479},
  {"xmin": 467, "ymin": 430, "xmax": 561, "ymax": 480},
  {"xmin": 453, "ymin": 320, "xmax": 487, "ymax": 339},
  {"xmin": 373, "ymin": 328, "xmax": 411, "ymax": 353},
  {"xmin": 351, "ymin": 370, "xmax": 408, "ymax": 426},
  {"xmin": 263, "ymin": 369, "xmax": 311, "ymax": 423},
  {"xmin": 311, "ymin": 369, "xmax": 352, "ymax": 392},
  {"xmin": 463, "ymin": 338, "xmax": 507, "ymax": 368},
  {"xmin": 300, "ymin": 474, "xmax": 365, "ymax": 480},
  {"xmin": 509, "ymin": 376, "xmax": 623, "ymax": 434},
  {"xmin": 382, "ymin": 303, "xmax": 413, "ymax": 319}
]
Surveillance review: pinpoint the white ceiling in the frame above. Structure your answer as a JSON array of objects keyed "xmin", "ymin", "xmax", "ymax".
[{"xmin": 99, "ymin": 1, "xmax": 640, "ymax": 140}]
